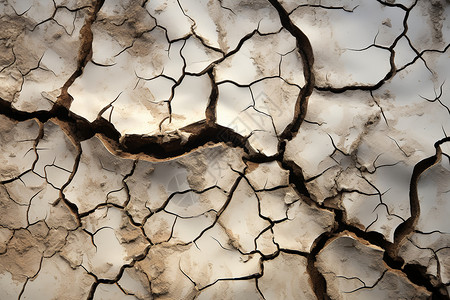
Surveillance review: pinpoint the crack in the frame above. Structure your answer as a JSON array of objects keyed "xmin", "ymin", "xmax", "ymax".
[
  {"xmin": 390, "ymin": 137, "xmax": 449, "ymax": 257},
  {"xmin": 56, "ymin": 0, "xmax": 104, "ymax": 108},
  {"xmin": 343, "ymin": 270, "xmax": 388, "ymax": 294},
  {"xmin": 419, "ymin": 81, "xmax": 450, "ymax": 115},
  {"xmin": 289, "ymin": 4, "xmax": 359, "ymax": 15},
  {"xmin": 307, "ymin": 232, "xmax": 333, "ymax": 300},
  {"xmin": 267, "ymin": 0, "xmax": 315, "ymax": 140}
]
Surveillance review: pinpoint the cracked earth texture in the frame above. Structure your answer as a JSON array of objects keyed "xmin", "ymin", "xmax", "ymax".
[{"xmin": 0, "ymin": 0, "xmax": 449, "ymax": 299}]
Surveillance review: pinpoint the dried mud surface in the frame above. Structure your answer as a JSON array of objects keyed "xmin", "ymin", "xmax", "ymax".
[{"xmin": 0, "ymin": 0, "xmax": 449, "ymax": 299}]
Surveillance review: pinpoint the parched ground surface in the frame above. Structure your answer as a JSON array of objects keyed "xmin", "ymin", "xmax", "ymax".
[{"xmin": 0, "ymin": 0, "xmax": 449, "ymax": 299}]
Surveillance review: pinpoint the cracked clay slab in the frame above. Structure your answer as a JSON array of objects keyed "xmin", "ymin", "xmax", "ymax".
[{"xmin": 0, "ymin": 0, "xmax": 449, "ymax": 299}]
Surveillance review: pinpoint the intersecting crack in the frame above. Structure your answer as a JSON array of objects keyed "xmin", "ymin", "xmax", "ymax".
[{"xmin": 0, "ymin": 0, "xmax": 449, "ymax": 299}]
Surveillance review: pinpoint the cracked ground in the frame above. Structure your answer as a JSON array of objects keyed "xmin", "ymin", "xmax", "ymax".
[{"xmin": 0, "ymin": 0, "xmax": 449, "ymax": 299}]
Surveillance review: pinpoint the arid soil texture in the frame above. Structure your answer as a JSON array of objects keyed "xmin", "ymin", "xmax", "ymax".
[{"xmin": 0, "ymin": 0, "xmax": 449, "ymax": 299}]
